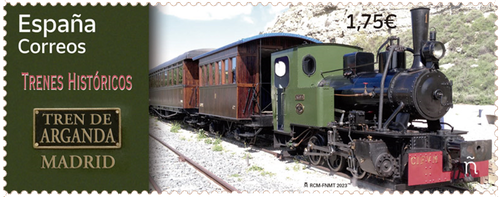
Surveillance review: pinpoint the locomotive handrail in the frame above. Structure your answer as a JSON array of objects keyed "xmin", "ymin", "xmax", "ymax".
[
  {"xmin": 378, "ymin": 46, "xmax": 396, "ymax": 131},
  {"xmin": 320, "ymin": 62, "xmax": 377, "ymax": 78},
  {"xmin": 412, "ymin": 120, "xmax": 454, "ymax": 133}
]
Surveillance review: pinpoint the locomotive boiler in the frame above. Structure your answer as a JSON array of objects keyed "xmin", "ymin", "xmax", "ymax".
[{"xmin": 319, "ymin": 7, "xmax": 453, "ymax": 132}]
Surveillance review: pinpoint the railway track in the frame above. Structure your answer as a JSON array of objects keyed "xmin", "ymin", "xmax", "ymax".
[
  {"xmin": 149, "ymin": 133, "xmax": 240, "ymax": 193},
  {"xmin": 152, "ymin": 119, "xmax": 476, "ymax": 193},
  {"xmin": 248, "ymin": 145, "xmax": 391, "ymax": 192},
  {"xmin": 250, "ymin": 143, "xmax": 467, "ymax": 193}
]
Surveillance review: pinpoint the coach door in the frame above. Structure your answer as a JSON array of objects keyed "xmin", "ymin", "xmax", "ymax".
[{"xmin": 274, "ymin": 56, "xmax": 289, "ymax": 130}]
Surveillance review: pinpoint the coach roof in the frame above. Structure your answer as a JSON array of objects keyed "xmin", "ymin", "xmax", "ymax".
[
  {"xmin": 192, "ymin": 33, "xmax": 322, "ymax": 60},
  {"xmin": 150, "ymin": 48, "xmax": 213, "ymax": 74}
]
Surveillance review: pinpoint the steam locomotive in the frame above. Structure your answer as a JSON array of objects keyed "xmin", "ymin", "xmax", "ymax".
[{"xmin": 150, "ymin": 7, "xmax": 491, "ymax": 189}]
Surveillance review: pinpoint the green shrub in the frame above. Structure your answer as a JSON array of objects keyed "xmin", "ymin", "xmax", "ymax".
[
  {"xmin": 247, "ymin": 165, "xmax": 264, "ymax": 172},
  {"xmin": 171, "ymin": 123, "xmax": 181, "ymax": 133},
  {"xmin": 197, "ymin": 129, "xmax": 207, "ymax": 140},
  {"xmin": 212, "ymin": 144, "xmax": 223, "ymax": 151}
]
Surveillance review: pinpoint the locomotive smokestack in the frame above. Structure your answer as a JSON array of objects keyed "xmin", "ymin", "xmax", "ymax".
[{"xmin": 410, "ymin": 7, "xmax": 430, "ymax": 69}]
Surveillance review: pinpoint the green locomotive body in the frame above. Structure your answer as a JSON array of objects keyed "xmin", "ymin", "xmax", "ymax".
[{"xmin": 271, "ymin": 44, "xmax": 361, "ymax": 131}]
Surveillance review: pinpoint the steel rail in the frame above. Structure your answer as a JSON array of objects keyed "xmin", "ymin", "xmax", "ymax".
[
  {"xmin": 149, "ymin": 133, "xmax": 240, "ymax": 193},
  {"xmin": 252, "ymin": 146, "xmax": 397, "ymax": 192},
  {"xmin": 149, "ymin": 175, "xmax": 162, "ymax": 194}
]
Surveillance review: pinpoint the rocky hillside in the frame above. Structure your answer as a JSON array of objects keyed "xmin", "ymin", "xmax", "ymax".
[
  {"xmin": 263, "ymin": 3, "xmax": 498, "ymax": 105},
  {"xmin": 263, "ymin": 3, "xmax": 497, "ymax": 45}
]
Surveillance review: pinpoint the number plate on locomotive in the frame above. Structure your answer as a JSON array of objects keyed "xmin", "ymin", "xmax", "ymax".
[{"xmin": 295, "ymin": 94, "xmax": 305, "ymax": 101}]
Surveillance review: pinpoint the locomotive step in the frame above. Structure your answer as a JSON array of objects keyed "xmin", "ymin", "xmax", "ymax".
[
  {"xmin": 186, "ymin": 120, "xmax": 197, "ymax": 124},
  {"xmin": 238, "ymin": 133, "xmax": 257, "ymax": 138}
]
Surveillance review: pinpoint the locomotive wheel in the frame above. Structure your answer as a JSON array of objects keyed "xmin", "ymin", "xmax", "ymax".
[
  {"xmin": 351, "ymin": 158, "xmax": 366, "ymax": 179},
  {"xmin": 327, "ymin": 154, "xmax": 346, "ymax": 172},
  {"xmin": 307, "ymin": 136, "xmax": 324, "ymax": 166}
]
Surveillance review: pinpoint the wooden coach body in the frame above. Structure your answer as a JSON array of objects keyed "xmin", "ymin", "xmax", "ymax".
[
  {"xmin": 149, "ymin": 49, "xmax": 212, "ymax": 113},
  {"xmin": 193, "ymin": 33, "xmax": 321, "ymax": 120}
]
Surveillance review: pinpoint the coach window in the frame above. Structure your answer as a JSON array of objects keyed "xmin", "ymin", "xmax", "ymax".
[
  {"xmin": 158, "ymin": 73, "xmax": 161, "ymax": 87},
  {"xmin": 167, "ymin": 69, "xmax": 172, "ymax": 86},
  {"xmin": 199, "ymin": 66, "xmax": 203, "ymax": 86},
  {"xmin": 158, "ymin": 71, "xmax": 162, "ymax": 87},
  {"xmin": 177, "ymin": 67, "xmax": 180, "ymax": 85},
  {"xmin": 201, "ymin": 65, "xmax": 205, "ymax": 86},
  {"xmin": 160, "ymin": 70, "xmax": 164, "ymax": 87},
  {"xmin": 154, "ymin": 73, "xmax": 157, "ymax": 87},
  {"xmin": 153, "ymin": 73, "xmax": 157, "ymax": 87},
  {"xmin": 174, "ymin": 68, "xmax": 179, "ymax": 85},
  {"xmin": 173, "ymin": 68, "xmax": 176, "ymax": 85},
  {"xmin": 224, "ymin": 59, "xmax": 229, "ymax": 84},
  {"xmin": 232, "ymin": 57, "xmax": 237, "ymax": 84},
  {"xmin": 206, "ymin": 64, "xmax": 209, "ymax": 86},
  {"xmin": 169, "ymin": 69, "xmax": 172, "ymax": 86},
  {"xmin": 158, "ymin": 71, "xmax": 161, "ymax": 87},
  {"xmin": 168, "ymin": 69, "xmax": 172, "ymax": 86},
  {"xmin": 218, "ymin": 61, "xmax": 222, "ymax": 85},
  {"xmin": 213, "ymin": 62, "xmax": 219, "ymax": 85},
  {"xmin": 211, "ymin": 63, "xmax": 215, "ymax": 85},
  {"xmin": 164, "ymin": 70, "xmax": 167, "ymax": 87},
  {"xmin": 177, "ymin": 67, "xmax": 181, "ymax": 85},
  {"xmin": 179, "ymin": 66, "xmax": 183, "ymax": 85},
  {"xmin": 204, "ymin": 65, "xmax": 208, "ymax": 86}
]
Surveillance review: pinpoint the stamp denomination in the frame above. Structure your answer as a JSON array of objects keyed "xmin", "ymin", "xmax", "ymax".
[{"xmin": 347, "ymin": 13, "xmax": 397, "ymax": 31}]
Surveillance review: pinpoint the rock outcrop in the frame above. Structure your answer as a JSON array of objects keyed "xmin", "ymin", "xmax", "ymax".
[{"xmin": 262, "ymin": 3, "xmax": 497, "ymax": 45}]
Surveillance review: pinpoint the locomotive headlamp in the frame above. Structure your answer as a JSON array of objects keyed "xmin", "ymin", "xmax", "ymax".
[
  {"xmin": 422, "ymin": 28, "xmax": 446, "ymax": 61},
  {"xmin": 422, "ymin": 41, "xmax": 446, "ymax": 61}
]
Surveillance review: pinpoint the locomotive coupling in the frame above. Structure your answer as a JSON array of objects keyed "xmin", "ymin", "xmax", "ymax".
[{"xmin": 456, "ymin": 140, "xmax": 491, "ymax": 163}]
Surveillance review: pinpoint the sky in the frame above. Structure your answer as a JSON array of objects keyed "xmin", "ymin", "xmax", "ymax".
[{"xmin": 149, "ymin": 4, "xmax": 289, "ymax": 69}]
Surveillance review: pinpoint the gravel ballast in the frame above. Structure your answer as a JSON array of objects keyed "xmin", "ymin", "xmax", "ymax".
[
  {"xmin": 149, "ymin": 104, "xmax": 497, "ymax": 193},
  {"xmin": 149, "ymin": 118, "xmax": 359, "ymax": 193}
]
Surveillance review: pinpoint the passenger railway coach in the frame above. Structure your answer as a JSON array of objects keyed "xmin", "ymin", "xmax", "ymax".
[
  {"xmin": 149, "ymin": 49, "xmax": 212, "ymax": 117},
  {"xmin": 150, "ymin": 33, "xmax": 321, "ymax": 142}
]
